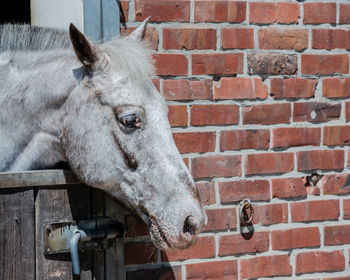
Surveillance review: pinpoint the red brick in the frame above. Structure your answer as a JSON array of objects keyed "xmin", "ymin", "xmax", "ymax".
[
  {"xmin": 322, "ymin": 174, "xmax": 350, "ymax": 195},
  {"xmin": 213, "ymin": 77, "xmax": 267, "ymax": 100},
  {"xmin": 272, "ymin": 177, "xmax": 307, "ymax": 199},
  {"xmin": 259, "ymin": 28, "xmax": 308, "ymax": 50},
  {"xmin": 152, "ymin": 78, "xmax": 160, "ymax": 91},
  {"xmin": 161, "ymin": 236, "xmax": 215, "ymax": 262},
  {"xmin": 173, "ymin": 132, "xmax": 215, "ymax": 154},
  {"xmin": 347, "ymin": 102, "xmax": 350, "ymax": 122},
  {"xmin": 125, "ymin": 215, "xmax": 148, "ymax": 238},
  {"xmin": 324, "ymin": 277, "xmax": 350, "ymax": 280},
  {"xmin": 303, "ymin": 3, "xmax": 336, "ymax": 24},
  {"xmin": 325, "ymin": 225, "xmax": 350, "ymax": 246},
  {"xmin": 126, "ymin": 266, "xmax": 182, "ymax": 280},
  {"xmin": 219, "ymin": 231, "xmax": 269, "ymax": 256},
  {"xmin": 191, "ymin": 155, "xmax": 241, "ymax": 179},
  {"xmin": 240, "ymin": 255, "xmax": 292, "ymax": 279},
  {"xmin": 121, "ymin": 26, "xmax": 158, "ymax": 50},
  {"xmin": 245, "ymin": 152, "xmax": 294, "ymax": 175},
  {"xmin": 221, "ymin": 28, "xmax": 254, "ymax": 49},
  {"xmin": 204, "ymin": 208, "xmax": 237, "ymax": 232},
  {"xmin": 168, "ymin": 105, "xmax": 187, "ymax": 127},
  {"xmin": 190, "ymin": 105, "xmax": 239, "ymax": 126},
  {"xmin": 194, "ymin": 1, "xmax": 246, "ymax": 23},
  {"xmin": 249, "ymin": 2, "xmax": 299, "ymax": 24},
  {"xmin": 272, "ymin": 227, "xmax": 320, "ymax": 250},
  {"xmin": 340, "ymin": 4, "xmax": 350, "ymax": 24},
  {"xmin": 323, "ymin": 78, "xmax": 350, "ymax": 98},
  {"xmin": 301, "ymin": 54, "xmax": 349, "ymax": 75},
  {"xmin": 273, "ymin": 127, "xmax": 321, "ymax": 148},
  {"xmin": 153, "ymin": 54, "xmax": 187, "ymax": 76},
  {"xmin": 220, "ymin": 129, "xmax": 270, "ymax": 151},
  {"xmin": 135, "ymin": 0, "xmax": 190, "ymax": 22},
  {"xmin": 344, "ymin": 199, "xmax": 350, "ymax": 219},
  {"xmin": 271, "ymin": 78, "xmax": 317, "ymax": 99},
  {"xmin": 294, "ymin": 102, "xmax": 341, "ymax": 123},
  {"xmin": 324, "ymin": 126, "xmax": 350, "ymax": 146},
  {"xmin": 219, "ymin": 180, "xmax": 270, "ymax": 203},
  {"xmin": 191, "ymin": 53, "xmax": 243, "ymax": 75},
  {"xmin": 186, "ymin": 260, "xmax": 238, "ymax": 280},
  {"xmin": 124, "ymin": 242, "xmax": 157, "ymax": 265},
  {"xmin": 291, "ymin": 200, "xmax": 339, "ymax": 222},
  {"xmin": 297, "ymin": 150, "xmax": 344, "ymax": 171},
  {"xmin": 163, "ymin": 28, "xmax": 216, "ymax": 50},
  {"xmin": 196, "ymin": 182, "xmax": 216, "ymax": 206},
  {"xmin": 120, "ymin": 1, "xmax": 129, "ymax": 22},
  {"xmin": 313, "ymin": 29, "xmax": 350, "ymax": 50},
  {"xmin": 163, "ymin": 79, "xmax": 212, "ymax": 101},
  {"xmin": 243, "ymin": 103, "xmax": 290, "ymax": 125},
  {"xmin": 296, "ymin": 250, "xmax": 345, "ymax": 274},
  {"xmin": 252, "ymin": 203, "xmax": 288, "ymax": 226}
]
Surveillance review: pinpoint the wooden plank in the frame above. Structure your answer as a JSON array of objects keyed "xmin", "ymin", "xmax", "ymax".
[
  {"xmin": 0, "ymin": 188, "xmax": 35, "ymax": 280},
  {"xmin": 83, "ymin": 0, "xmax": 102, "ymax": 41},
  {"xmin": 35, "ymin": 185, "xmax": 93, "ymax": 280},
  {"xmin": 102, "ymin": 0, "xmax": 120, "ymax": 41},
  {"xmin": 0, "ymin": 170, "xmax": 80, "ymax": 189}
]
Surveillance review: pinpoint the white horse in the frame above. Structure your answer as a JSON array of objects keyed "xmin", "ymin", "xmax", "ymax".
[{"xmin": 0, "ymin": 19, "xmax": 206, "ymax": 251}]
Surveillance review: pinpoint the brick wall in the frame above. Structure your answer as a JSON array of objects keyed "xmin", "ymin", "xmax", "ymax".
[{"xmin": 118, "ymin": 1, "xmax": 350, "ymax": 279}]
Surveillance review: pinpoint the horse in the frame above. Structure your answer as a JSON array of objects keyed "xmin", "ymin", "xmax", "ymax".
[{"xmin": 0, "ymin": 19, "xmax": 206, "ymax": 251}]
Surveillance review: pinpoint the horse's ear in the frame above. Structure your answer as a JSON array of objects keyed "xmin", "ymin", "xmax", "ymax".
[
  {"xmin": 127, "ymin": 17, "xmax": 150, "ymax": 41},
  {"xmin": 69, "ymin": 23, "xmax": 108, "ymax": 71}
]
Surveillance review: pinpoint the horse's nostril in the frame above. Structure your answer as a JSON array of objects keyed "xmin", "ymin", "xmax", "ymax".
[{"xmin": 183, "ymin": 215, "xmax": 198, "ymax": 236}]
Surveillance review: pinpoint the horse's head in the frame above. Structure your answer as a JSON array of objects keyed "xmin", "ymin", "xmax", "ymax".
[{"xmin": 61, "ymin": 20, "xmax": 206, "ymax": 251}]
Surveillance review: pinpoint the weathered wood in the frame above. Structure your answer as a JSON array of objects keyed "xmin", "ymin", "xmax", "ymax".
[{"xmin": 0, "ymin": 188, "xmax": 35, "ymax": 280}]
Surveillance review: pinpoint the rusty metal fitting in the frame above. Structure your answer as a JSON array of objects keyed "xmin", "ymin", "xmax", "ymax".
[{"xmin": 239, "ymin": 198, "xmax": 254, "ymax": 225}]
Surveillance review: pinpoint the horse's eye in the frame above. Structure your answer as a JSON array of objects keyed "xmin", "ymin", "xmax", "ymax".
[{"xmin": 119, "ymin": 114, "xmax": 142, "ymax": 129}]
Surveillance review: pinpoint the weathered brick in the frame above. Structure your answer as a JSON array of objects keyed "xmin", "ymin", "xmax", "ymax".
[
  {"xmin": 245, "ymin": 153, "xmax": 294, "ymax": 175},
  {"xmin": 204, "ymin": 208, "xmax": 237, "ymax": 232},
  {"xmin": 272, "ymin": 227, "xmax": 320, "ymax": 250},
  {"xmin": 259, "ymin": 28, "xmax": 308, "ymax": 50},
  {"xmin": 192, "ymin": 53, "xmax": 244, "ymax": 75},
  {"xmin": 293, "ymin": 102, "xmax": 341, "ymax": 123},
  {"xmin": 152, "ymin": 78, "xmax": 160, "ymax": 91},
  {"xmin": 325, "ymin": 225, "xmax": 350, "ymax": 246},
  {"xmin": 163, "ymin": 28, "xmax": 216, "ymax": 50},
  {"xmin": 220, "ymin": 129, "xmax": 270, "ymax": 151},
  {"xmin": 271, "ymin": 78, "xmax": 317, "ymax": 99},
  {"xmin": 191, "ymin": 155, "xmax": 241, "ymax": 179},
  {"xmin": 194, "ymin": 1, "xmax": 246, "ymax": 23},
  {"xmin": 121, "ymin": 26, "xmax": 158, "ymax": 50},
  {"xmin": 168, "ymin": 105, "xmax": 187, "ymax": 127},
  {"xmin": 186, "ymin": 260, "xmax": 238, "ymax": 280},
  {"xmin": 196, "ymin": 181, "xmax": 216, "ymax": 206},
  {"xmin": 322, "ymin": 174, "xmax": 350, "ymax": 195},
  {"xmin": 190, "ymin": 105, "xmax": 239, "ymax": 126},
  {"xmin": 213, "ymin": 77, "xmax": 267, "ymax": 100},
  {"xmin": 273, "ymin": 127, "xmax": 321, "ymax": 148},
  {"xmin": 323, "ymin": 78, "xmax": 350, "ymax": 98},
  {"xmin": 324, "ymin": 126, "xmax": 350, "ymax": 146},
  {"xmin": 291, "ymin": 200, "xmax": 339, "ymax": 222},
  {"xmin": 248, "ymin": 53, "xmax": 297, "ymax": 75},
  {"xmin": 243, "ymin": 103, "xmax": 291, "ymax": 125},
  {"xmin": 173, "ymin": 132, "xmax": 215, "ymax": 154},
  {"xmin": 272, "ymin": 177, "xmax": 307, "ymax": 199},
  {"xmin": 303, "ymin": 3, "xmax": 336, "ymax": 24},
  {"xmin": 126, "ymin": 266, "xmax": 182, "ymax": 280},
  {"xmin": 297, "ymin": 150, "xmax": 344, "ymax": 171},
  {"xmin": 301, "ymin": 54, "xmax": 349, "ymax": 75},
  {"xmin": 161, "ymin": 236, "xmax": 215, "ymax": 262},
  {"xmin": 240, "ymin": 255, "xmax": 292, "ymax": 279},
  {"xmin": 219, "ymin": 231, "xmax": 269, "ymax": 256},
  {"xmin": 252, "ymin": 203, "xmax": 288, "ymax": 226},
  {"xmin": 219, "ymin": 180, "xmax": 270, "ymax": 203},
  {"xmin": 124, "ymin": 242, "xmax": 157, "ymax": 265},
  {"xmin": 125, "ymin": 215, "xmax": 148, "ymax": 238},
  {"xmin": 340, "ymin": 4, "xmax": 350, "ymax": 24},
  {"xmin": 221, "ymin": 28, "xmax": 254, "ymax": 49},
  {"xmin": 135, "ymin": 0, "xmax": 190, "ymax": 22},
  {"xmin": 153, "ymin": 54, "xmax": 187, "ymax": 76},
  {"xmin": 313, "ymin": 29, "xmax": 350, "ymax": 50},
  {"xmin": 347, "ymin": 102, "xmax": 350, "ymax": 122},
  {"xmin": 249, "ymin": 2, "xmax": 299, "ymax": 24},
  {"xmin": 296, "ymin": 251, "xmax": 345, "ymax": 274},
  {"xmin": 163, "ymin": 79, "xmax": 212, "ymax": 101},
  {"xmin": 344, "ymin": 199, "xmax": 350, "ymax": 219}
]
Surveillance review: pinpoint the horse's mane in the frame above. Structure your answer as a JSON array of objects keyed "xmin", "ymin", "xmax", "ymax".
[{"xmin": 0, "ymin": 24, "xmax": 71, "ymax": 52}]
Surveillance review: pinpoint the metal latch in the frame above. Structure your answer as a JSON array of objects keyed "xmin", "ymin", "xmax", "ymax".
[{"xmin": 44, "ymin": 217, "xmax": 124, "ymax": 276}]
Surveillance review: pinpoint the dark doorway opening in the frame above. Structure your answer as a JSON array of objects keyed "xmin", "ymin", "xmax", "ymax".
[{"xmin": 0, "ymin": 0, "xmax": 30, "ymax": 24}]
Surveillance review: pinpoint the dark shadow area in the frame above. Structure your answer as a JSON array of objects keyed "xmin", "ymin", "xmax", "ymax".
[
  {"xmin": 126, "ymin": 265, "xmax": 181, "ymax": 280},
  {"xmin": 0, "ymin": 0, "xmax": 30, "ymax": 24}
]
